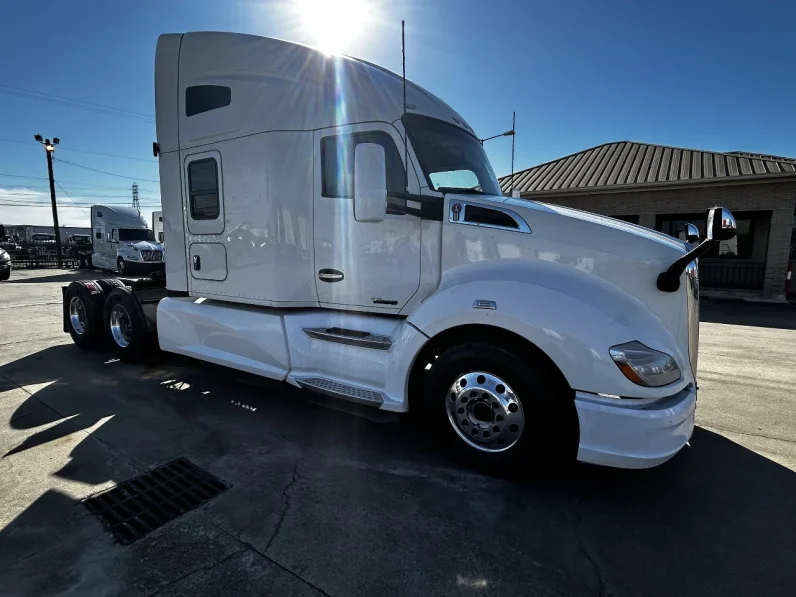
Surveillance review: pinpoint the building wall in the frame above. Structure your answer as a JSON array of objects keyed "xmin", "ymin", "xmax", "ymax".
[
  {"xmin": 523, "ymin": 180, "xmax": 796, "ymax": 297},
  {"xmin": 5, "ymin": 225, "xmax": 91, "ymax": 240}
]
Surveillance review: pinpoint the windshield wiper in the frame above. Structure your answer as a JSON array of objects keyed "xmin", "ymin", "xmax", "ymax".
[{"xmin": 436, "ymin": 186, "xmax": 488, "ymax": 195}]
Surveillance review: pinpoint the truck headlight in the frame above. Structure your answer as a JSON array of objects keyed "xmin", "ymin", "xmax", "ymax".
[{"xmin": 609, "ymin": 341, "xmax": 681, "ymax": 387}]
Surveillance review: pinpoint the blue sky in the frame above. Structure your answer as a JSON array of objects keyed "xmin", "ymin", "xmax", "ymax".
[{"xmin": 1, "ymin": 0, "xmax": 794, "ymax": 226}]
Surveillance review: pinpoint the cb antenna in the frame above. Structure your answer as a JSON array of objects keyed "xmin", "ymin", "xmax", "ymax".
[{"xmin": 402, "ymin": 20, "xmax": 408, "ymax": 190}]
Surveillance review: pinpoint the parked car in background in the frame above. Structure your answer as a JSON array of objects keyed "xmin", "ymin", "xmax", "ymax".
[{"xmin": 0, "ymin": 248, "xmax": 11, "ymax": 281}]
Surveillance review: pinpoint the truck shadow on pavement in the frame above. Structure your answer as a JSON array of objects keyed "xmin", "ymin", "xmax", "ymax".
[{"xmin": 0, "ymin": 344, "xmax": 794, "ymax": 597}]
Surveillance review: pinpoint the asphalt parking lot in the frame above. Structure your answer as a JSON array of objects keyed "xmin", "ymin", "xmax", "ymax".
[{"xmin": 1, "ymin": 268, "xmax": 795, "ymax": 597}]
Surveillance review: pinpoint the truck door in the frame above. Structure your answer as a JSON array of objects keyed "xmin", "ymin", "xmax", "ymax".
[
  {"xmin": 182, "ymin": 150, "xmax": 229, "ymax": 288},
  {"xmin": 313, "ymin": 124, "xmax": 421, "ymax": 311}
]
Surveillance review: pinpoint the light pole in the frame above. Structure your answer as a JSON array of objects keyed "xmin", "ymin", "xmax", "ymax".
[{"xmin": 34, "ymin": 134, "xmax": 63, "ymax": 267}]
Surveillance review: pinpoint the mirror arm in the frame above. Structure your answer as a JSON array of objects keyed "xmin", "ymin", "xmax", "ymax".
[{"xmin": 657, "ymin": 239, "xmax": 716, "ymax": 292}]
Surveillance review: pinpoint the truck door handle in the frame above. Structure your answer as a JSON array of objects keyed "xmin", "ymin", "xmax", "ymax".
[
  {"xmin": 193, "ymin": 255, "xmax": 201, "ymax": 270},
  {"xmin": 318, "ymin": 268, "xmax": 344, "ymax": 282}
]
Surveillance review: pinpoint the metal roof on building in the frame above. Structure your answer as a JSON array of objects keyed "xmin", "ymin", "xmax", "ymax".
[{"xmin": 499, "ymin": 141, "xmax": 796, "ymax": 195}]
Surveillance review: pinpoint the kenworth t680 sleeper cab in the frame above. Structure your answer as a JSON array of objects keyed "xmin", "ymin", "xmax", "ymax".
[{"xmin": 62, "ymin": 32, "xmax": 737, "ymax": 472}]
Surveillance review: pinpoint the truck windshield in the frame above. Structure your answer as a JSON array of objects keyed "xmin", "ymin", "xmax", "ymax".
[
  {"xmin": 402, "ymin": 113, "xmax": 501, "ymax": 196},
  {"xmin": 119, "ymin": 228, "xmax": 155, "ymax": 242}
]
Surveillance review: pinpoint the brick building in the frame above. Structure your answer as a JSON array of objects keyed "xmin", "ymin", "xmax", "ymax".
[{"xmin": 499, "ymin": 141, "xmax": 796, "ymax": 298}]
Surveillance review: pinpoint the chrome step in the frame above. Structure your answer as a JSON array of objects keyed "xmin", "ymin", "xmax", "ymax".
[
  {"xmin": 294, "ymin": 377, "xmax": 385, "ymax": 407},
  {"xmin": 302, "ymin": 327, "xmax": 392, "ymax": 350}
]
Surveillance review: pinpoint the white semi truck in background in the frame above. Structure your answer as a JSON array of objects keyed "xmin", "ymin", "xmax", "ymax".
[
  {"xmin": 152, "ymin": 211, "xmax": 164, "ymax": 244},
  {"xmin": 90, "ymin": 205, "xmax": 165, "ymax": 275},
  {"xmin": 61, "ymin": 32, "xmax": 737, "ymax": 473}
]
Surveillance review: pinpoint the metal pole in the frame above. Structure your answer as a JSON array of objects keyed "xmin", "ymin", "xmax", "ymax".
[
  {"xmin": 402, "ymin": 20, "xmax": 408, "ymax": 190},
  {"xmin": 45, "ymin": 146, "xmax": 63, "ymax": 267},
  {"xmin": 510, "ymin": 111, "xmax": 516, "ymax": 193}
]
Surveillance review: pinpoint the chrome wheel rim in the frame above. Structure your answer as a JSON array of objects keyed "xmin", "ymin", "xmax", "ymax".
[
  {"xmin": 446, "ymin": 371, "xmax": 525, "ymax": 453},
  {"xmin": 109, "ymin": 304, "xmax": 132, "ymax": 348},
  {"xmin": 68, "ymin": 296, "xmax": 87, "ymax": 336}
]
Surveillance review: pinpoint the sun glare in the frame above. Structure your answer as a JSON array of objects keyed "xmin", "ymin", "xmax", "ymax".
[{"xmin": 293, "ymin": 0, "xmax": 370, "ymax": 55}]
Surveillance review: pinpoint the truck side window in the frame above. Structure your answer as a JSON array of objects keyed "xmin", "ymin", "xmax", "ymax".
[
  {"xmin": 321, "ymin": 132, "xmax": 405, "ymax": 198},
  {"xmin": 186, "ymin": 85, "xmax": 231, "ymax": 117},
  {"xmin": 188, "ymin": 158, "xmax": 220, "ymax": 220}
]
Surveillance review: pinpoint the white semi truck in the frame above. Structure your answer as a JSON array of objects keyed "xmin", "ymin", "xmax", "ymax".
[
  {"xmin": 152, "ymin": 211, "xmax": 164, "ymax": 244},
  {"xmin": 61, "ymin": 32, "xmax": 737, "ymax": 472},
  {"xmin": 90, "ymin": 205, "xmax": 165, "ymax": 275}
]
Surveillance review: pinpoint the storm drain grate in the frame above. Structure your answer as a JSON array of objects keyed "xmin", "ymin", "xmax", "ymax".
[{"xmin": 83, "ymin": 457, "xmax": 230, "ymax": 545}]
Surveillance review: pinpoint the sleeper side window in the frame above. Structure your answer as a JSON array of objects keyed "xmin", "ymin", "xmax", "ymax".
[
  {"xmin": 185, "ymin": 85, "xmax": 231, "ymax": 117},
  {"xmin": 321, "ymin": 132, "xmax": 405, "ymax": 198},
  {"xmin": 188, "ymin": 158, "xmax": 220, "ymax": 220}
]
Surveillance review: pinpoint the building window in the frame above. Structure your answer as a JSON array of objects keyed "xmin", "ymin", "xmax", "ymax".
[
  {"xmin": 613, "ymin": 215, "xmax": 640, "ymax": 225},
  {"xmin": 790, "ymin": 210, "xmax": 796, "ymax": 260},
  {"xmin": 321, "ymin": 132, "xmax": 405, "ymax": 198},
  {"xmin": 657, "ymin": 213, "xmax": 755, "ymax": 258},
  {"xmin": 185, "ymin": 85, "xmax": 231, "ymax": 117},
  {"xmin": 188, "ymin": 159, "xmax": 220, "ymax": 220}
]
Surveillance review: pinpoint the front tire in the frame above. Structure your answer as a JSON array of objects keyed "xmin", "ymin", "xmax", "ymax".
[
  {"xmin": 0, "ymin": 270, "xmax": 9, "ymax": 281},
  {"xmin": 423, "ymin": 342, "xmax": 577, "ymax": 475},
  {"xmin": 117, "ymin": 257, "xmax": 126, "ymax": 275}
]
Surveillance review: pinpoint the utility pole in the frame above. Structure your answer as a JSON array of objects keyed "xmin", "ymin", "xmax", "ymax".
[
  {"xmin": 34, "ymin": 134, "xmax": 63, "ymax": 267},
  {"xmin": 131, "ymin": 182, "xmax": 140, "ymax": 210}
]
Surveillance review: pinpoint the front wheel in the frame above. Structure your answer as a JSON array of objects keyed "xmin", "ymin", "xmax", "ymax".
[
  {"xmin": 116, "ymin": 257, "xmax": 126, "ymax": 275},
  {"xmin": 423, "ymin": 342, "xmax": 577, "ymax": 475}
]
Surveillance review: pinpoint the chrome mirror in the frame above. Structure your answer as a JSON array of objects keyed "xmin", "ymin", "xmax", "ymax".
[
  {"xmin": 685, "ymin": 223, "xmax": 700, "ymax": 244},
  {"xmin": 706, "ymin": 207, "xmax": 736, "ymax": 242}
]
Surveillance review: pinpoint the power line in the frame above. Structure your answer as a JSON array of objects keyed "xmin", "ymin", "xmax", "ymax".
[
  {"xmin": 0, "ymin": 137, "xmax": 155, "ymax": 163},
  {"xmin": 53, "ymin": 158, "xmax": 160, "ymax": 183},
  {"xmin": 0, "ymin": 173, "xmax": 159, "ymax": 191},
  {"xmin": 0, "ymin": 201, "xmax": 161, "ymax": 207},
  {"xmin": 0, "ymin": 181, "xmax": 160, "ymax": 199},
  {"xmin": 54, "ymin": 181, "xmax": 90, "ymax": 217},
  {"xmin": 0, "ymin": 84, "xmax": 154, "ymax": 123}
]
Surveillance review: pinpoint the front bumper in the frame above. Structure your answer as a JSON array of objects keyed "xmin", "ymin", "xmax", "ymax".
[
  {"xmin": 122, "ymin": 260, "xmax": 165, "ymax": 275},
  {"xmin": 575, "ymin": 385, "xmax": 696, "ymax": 469}
]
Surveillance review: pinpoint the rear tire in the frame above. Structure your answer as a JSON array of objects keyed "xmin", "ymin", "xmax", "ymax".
[
  {"xmin": 423, "ymin": 341, "xmax": 577, "ymax": 476},
  {"xmin": 103, "ymin": 287, "xmax": 151, "ymax": 362},
  {"xmin": 65, "ymin": 281, "xmax": 103, "ymax": 348},
  {"xmin": 0, "ymin": 270, "xmax": 9, "ymax": 281}
]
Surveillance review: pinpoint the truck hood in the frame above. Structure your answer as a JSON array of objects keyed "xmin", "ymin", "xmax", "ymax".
[
  {"xmin": 125, "ymin": 241, "xmax": 164, "ymax": 251},
  {"xmin": 451, "ymin": 193, "xmax": 687, "ymax": 259},
  {"xmin": 443, "ymin": 193, "xmax": 693, "ymax": 379}
]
